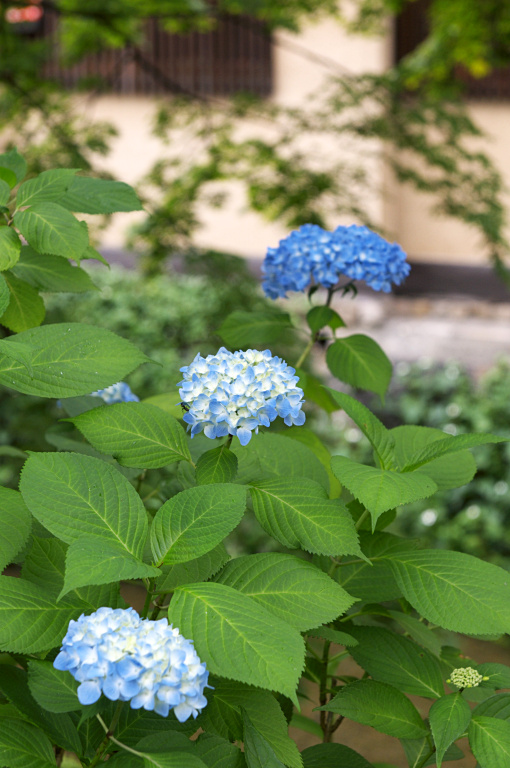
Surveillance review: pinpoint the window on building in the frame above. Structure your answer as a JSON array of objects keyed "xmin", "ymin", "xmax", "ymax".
[
  {"xmin": 395, "ymin": 0, "xmax": 510, "ymax": 100},
  {"xmin": 12, "ymin": 5, "xmax": 272, "ymax": 97}
]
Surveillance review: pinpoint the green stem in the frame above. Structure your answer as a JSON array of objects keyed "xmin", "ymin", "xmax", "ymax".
[
  {"xmin": 319, "ymin": 639, "xmax": 331, "ymax": 742},
  {"xmin": 96, "ymin": 714, "xmax": 166, "ymax": 765},
  {"xmin": 224, "ymin": 434, "xmax": 233, "ymax": 449},
  {"xmin": 141, "ymin": 578, "xmax": 156, "ymax": 620},
  {"xmin": 295, "ymin": 336, "xmax": 316, "ymax": 370},
  {"xmin": 89, "ymin": 701, "xmax": 124, "ymax": 767},
  {"xmin": 355, "ymin": 508, "xmax": 370, "ymax": 530}
]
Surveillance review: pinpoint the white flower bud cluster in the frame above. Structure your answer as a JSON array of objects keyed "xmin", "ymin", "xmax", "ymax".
[{"xmin": 447, "ymin": 666, "xmax": 484, "ymax": 689}]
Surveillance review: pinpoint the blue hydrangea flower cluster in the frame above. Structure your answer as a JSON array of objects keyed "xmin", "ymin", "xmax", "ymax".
[
  {"xmin": 90, "ymin": 382, "xmax": 139, "ymax": 404},
  {"xmin": 262, "ymin": 223, "xmax": 410, "ymax": 298},
  {"xmin": 178, "ymin": 347, "xmax": 305, "ymax": 446},
  {"xmin": 54, "ymin": 607, "xmax": 209, "ymax": 721}
]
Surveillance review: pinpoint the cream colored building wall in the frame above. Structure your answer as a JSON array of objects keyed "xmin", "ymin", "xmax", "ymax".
[
  {"xmin": 82, "ymin": 18, "xmax": 392, "ymax": 257},
  {"xmin": 392, "ymin": 103, "xmax": 510, "ymax": 265}
]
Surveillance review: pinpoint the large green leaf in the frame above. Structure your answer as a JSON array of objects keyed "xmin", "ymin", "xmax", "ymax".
[
  {"xmin": 0, "ymin": 575, "xmax": 90, "ymax": 652},
  {"xmin": 0, "ymin": 272, "xmax": 9, "ymax": 315},
  {"xmin": 21, "ymin": 536, "xmax": 120, "ymax": 610},
  {"xmin": 0, "ymin": 338, "xmax": 34, "ymax": 375},
  {"xmin": 216, "ymin": 552, "xmax": 355, "ymax": 631},
  {"xmin": 469, "ymin": 716, "xmax": 510, "ymax": 768},
  {"xmin": 71, "ymin": 401, "xmax": 191, "ymax": 468},
  {"xmin": 474, "ymin": 694, "xmax": 510, "ymax": 720},
  {"xmin": 477, "ymin": 663, "xmax": 510, "ymax": 690},
  {"xmin": 16, "ymin": 169, "xmax": 78, "ymax": 208},
  {"xmin": 0, "ymin": 665, "xmax": 81, "ymax": 754},
  {"xmin": 302, "ymin": 743, "xmax": 374, "ymax": 768},
  {"xmin": 61, "ymin": 537, "xmax": 160, "ymax": 598},
  {"xmin": 385, "ymin": 610, "xmax": 442, "ymax": 656},
  {"xmin": 0, "ymin": 487, "xmax": 32, "ymax": 571},
  {"xmin": 12, "ymin": 246, "xmax": 97, "ymax": 293},
  {"xmin": 0, "ymin": 148, "xmax": 27, "ymax": 184},
  {"xmin": 194, "ymin": 733, "xmax": 245, "ymax": 768},
  {"xmin": 151, "ymin": 484, "xmax": 246, "ymax": 566},
  {"xmin": 0, "ymin": 322, "xmax": 149, "ymax": 397},
  {"xmin": 28, "ymin": 660, "xmax": 80, "ymax": 713},
  {"xmin": 390, "ymin": 425, "xmax": 476, "ymax": 491},
  {"xmin": 155, "ymin": 544, "xmax": 229, "ymax": 593},
  {"xmin": 0, "ymin": 717, "xmax": 56, "ymax": 768},
  {"xmin": 249, "ymin": 478, "xmax": 362, "ymax": 556},
  {"xmin": 330, "ymin": 455, "xmax": 437, "ymax": 526},
  {"xmin": 243, "ymin": 710, "xmax": 285, "ymax": 768},
  {"xmin": 196, "ymin": 446, "xmax": 238, "ymax": 485},
  {"xmin": 0, "ymin": 178, "xmax": 10, "ymax": 205},
  {"xmin": 347, "ymin": 626, "xmax": 444, "ymax": 698},
  {"xmin": 429, "ymin": 694, "xmax": 471, "ymax": 767},
  {"xmin": 326, "ymin": 334, "xmax": 392, "ymax": 399},
  {"xmin": 319, "ymin": 679, "xmax": 427, "ymax": 739},
  {"xmin": 332, "ymin": 531, "xmax": 414, "ymax": 602},
  {"xmin": 386, "ymin": 550, "xmax": 510, "ymax": 635},
  {"xmin": 400, "ymin": 737, "xmax": 463, "ymax": 768},
  {"xmin": 13, "ymin": 202, "xmax": 89, "ymax": 259},
  {"xmin": 324, "ymin": 388, "xmax": 396, "ymax": 469},
  {"xmin": 20, "ymin": 452, "xmax": 149, "ymax": 557},
  {"xmin": 218, "ymin": 310, "xmax": 294, "ymax": 348},
  {"xmin": 295, "ymin": 369, "xmax": 340, "ymax": 414},
  {"xmin": 0, "ymin": 272, "xmax": 45, "ymax": 332},
  {"xmin": 168, "ymin": 582, "xmax": 305, "ymax": 702},
  {"xmin": 201, "ymin": 679, "xmax": 302, "ymax": 768},
  {"xmin": 402, "ymin": 433, "xmax": 506, "ymax": 472},
  {"xmin": 0, "ymin": 226, "xmax": 21, "ymax": 270},
  {"xmin": 58, "ymin": 176, "xmax": 143, "ymax": 214},
  {"xmin": 234, "ymin": 432, "xmax": 329, "ymax": 492},
  {"xmin": 283, "ymin": 426, "xmax": 341, "ymax": 497}
]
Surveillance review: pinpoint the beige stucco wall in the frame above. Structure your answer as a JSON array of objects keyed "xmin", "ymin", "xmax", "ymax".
[
  {"xmin": 81, "ymin": 17, "xmax": 392, "ymax": 257},
  {"xmin": 392, "ymin": 102, "xmax": 510, "ymax": 265}
]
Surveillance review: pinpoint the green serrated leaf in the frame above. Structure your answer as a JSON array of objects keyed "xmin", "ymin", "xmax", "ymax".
[
  {"xmin": 400, "ymin": 736, "xmax": 463, "ymax": 768},
  {"xmin": 0, "ymin": 487, "xmax": 32, "ymax": 572},
  {"xmin": 0, "ymin": 167, "xmax": 17, "ymax": 189},
  {"xmin": 155, "ymin": 544, "xmax": 230, "ymax": 593},
  {"xmin": 249, "ymin": 477, "xmax": 363, "ymax": 556},
  {"xmin": 168, "ymin": 582, "xmax": 305, "ymax": 703},
  {"xmin": 196, "ymin": 446, "xmax": 238, "ymax": 485},
  {"xmin": 331, "ymin": 455, "xmax": 437, "ymax": 526},
  {"xmin": 12, "ymin": 246, "xmax": 97, "ymax": 293},
  {"xmin": 295, "ymin": 368, "xmax": 340, "ymax": 414},
  {"xmin": 0, "ymin": 322, "xmax": 149, "ymax": 397},
  {"xmin": 201, "ymin": 679, "xmax": 302, "ymax": 768},
  {"xmin": 386, "ymin": 550, "xmax": 510, "ymax": 635},
  {"xmin": 218, "ymin": 310, "xmax": 294, "ymax": 348},
  {"xmin": 0, "ymin": 226, "xmax": 21, "ymax": 270},
  {"xmin": 16, "ymin": 169, "xmax": 78, "ymax": 208},
  {"xmin": 326, "ymin": 335, "xmax": 392, "ymax": 400},
  {"xmin": 348, "ymin": 626, "xmax": 445, "ymax": 698},
  {"xmin": 243, "ymin": 709, "xmax": 286, "ymax": 768},
  {"xmin": 0, "ymin": 575, "xmax": 90, "ymax": 653},
  {"xmin": 306, "ymin": 626, "xmax": 358, "ymax": 646},
  {"xmin": 469, "ymin": 715, "xmax": 510, "ymax": 767},
  {"xmin": 71, "ymin": 401, "xmax": 191, "ymax": 468},
  {"xmin": 20, "ymin": 452, "xmax": 149, "ymax": 558},
  {"xmin": 194, "ymin": 733, "xmax": 245, "ymax": 768},
  {"xmin": 306, "ymin": 306, "xmax": 345, "ymax": 333},
  {"xmin": 391, "ymin": 425, "xmax": 476, "ymax": 491},
  {"xmin": 282, "ymin": 426, "xmax": 341, "ymax": 497},
  {"xmin": 60, "ymin": 538, "xmax": 160, "ymax": 599},
  {"xmin": 0, "ymin": 717, "xmax": 56, "ymax": 768},
  {"xmin": 28, "ymin": 660, "xmax": 81, "ymax": 713},
  {"xmin": 0, "ymin": 178, "xmax": 10, "ymax": 205},
  {"xmin": 0, "ymin": 272, "xmax": 45, "ymax": 331},
  {"xmin": 332, "ymin": 531, "xmax": 414, "ymax": 602},
  {"xmin": 402, "ymin": 433, "xmax": 506, "ymax": 472},
  {"xmin": 0, "ymin": 338, "xmax": 33, "ymax": 375},
  {"xmin": 477, "ymin": 663, "xmax": 510, "ymax": 690},
  {"xmin": 385, "ymin": 610, "xmax": 442, "ymax": 656},
  {"xmin": 58, "ymin": 176, "xmax": 143, "ymax": 214},
  {"xmin": 151, "ymin": 484, "xmax": 246, "ymax": 566},
  {"xmin": 0, "ymin": 149, "xmax": 27, "ymax": 185},
  {"xmin": 0, "ymin": 272, "xmax": 9, "ymax": 315},
  {"xmin": 216, "ymin": 552, "xmax": 355, "ymax": 631},
  {"xmin": 319, "ymin": 679, "xmax": 427, "ymax": 739},
  {"xmin": 474, "ymin": 694, "xmax": 510, "ymax": 720},
  {"xmin": 302, "ymin": 743, "xmax": 374, "ymax": 768},
  {"xmin": 13, "ymin": 202, "xmax": 89, "ymax": 259},
  {"xmin": 429, "ymin": 693, "xmax": 471, "ymax": 767},
  {"xmin": 324, "ymin": 388, "xmax": 396, "ymax": 468}
]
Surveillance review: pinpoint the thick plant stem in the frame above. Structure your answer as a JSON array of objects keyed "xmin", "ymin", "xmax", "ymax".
[
  {"xmin": 319, "ymin": 639, "xmax": 331, "ymax": 742},
  {"xmin": 355, "ymin": 508, "xmax": 370, "ymax": 530},
  {"xmin": 141, "ymin": 578, "xmax": 156, "ymax": 620}
]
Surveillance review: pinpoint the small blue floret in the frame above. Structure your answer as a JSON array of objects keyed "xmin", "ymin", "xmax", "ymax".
[{"xmin": 90, "ymin": 382, "xmax": 139, "ymax": 404}]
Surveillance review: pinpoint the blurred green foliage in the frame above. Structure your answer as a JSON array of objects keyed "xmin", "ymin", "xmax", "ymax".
[{"xmin": 366, "ymin": 359, "xmax": 510, "ymax": 567}]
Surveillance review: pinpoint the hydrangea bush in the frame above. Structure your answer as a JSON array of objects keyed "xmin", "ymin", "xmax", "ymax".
[{"xmin": 1, "ymin": 152, "xmax": 510, "ymax": 767}]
